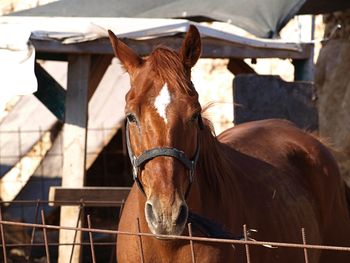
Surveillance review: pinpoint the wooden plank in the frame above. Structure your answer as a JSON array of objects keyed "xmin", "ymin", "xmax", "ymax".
[
  {"xmin": 227, "ymin": 58, "xmax": 256, "ymax": 75},
  {"xmin": 49, "ymin": 187, "xmax": 131, "ymax": 207},
  {"xmin": 32, "ymin": 37, "xmax": 314, "ymax": 59},
  {"xmin": 35, "ymin": 52, "xmax": 68, "ymax": 61},
  {"xmin": 59, "ymin": 54, "xmax": 90, "ymax": 263},
  {"xmin": 34, "ymin": 63, "xmax": 66, "ymax": 121}
]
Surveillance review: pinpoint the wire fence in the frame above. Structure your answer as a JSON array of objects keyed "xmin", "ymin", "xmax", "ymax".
[
  {"xmin": 0, "ymin": 200, "xmax": 350, "ymax": 262},
  {"xmin": 1, "ymin": 128, "xmax": 350, "ymax": 262},
  {"xmin": 0, "ymin": 126, "xmax": 129, "ymax": 261},
  {"xmin": 0, "ymin": 126, "xmax": 130, "ymax": 201}
]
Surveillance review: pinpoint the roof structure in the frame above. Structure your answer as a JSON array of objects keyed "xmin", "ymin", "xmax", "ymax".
[{"xmin": 10, "ymin": 0, "xmax": 350, "ymax": 38}]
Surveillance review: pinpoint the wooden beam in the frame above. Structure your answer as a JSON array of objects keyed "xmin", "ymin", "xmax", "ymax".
[
  {"xmin": 35, "ymin": 52, "xmax": 68, "ymax": 61},
  {"xmin": 59, "ymin": 54, "xmax": 91, "ymax": 263},
  {"xmin": 227, "ymin": 58, "xmax": 256, "ymax": 75},
  {"xmin": 34, "ymin": 63, "xmax": 66, "ymax": 121},
  {"xmin": 31, "ymin": 37, "xmax": 314, "ymax": 60},
  {"xmin": 49, "ymin": 187, "xmax": 131, "ymax": 207}
]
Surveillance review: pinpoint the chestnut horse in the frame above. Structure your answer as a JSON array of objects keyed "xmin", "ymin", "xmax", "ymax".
[{"xmin": 108, "ymin": 26, "xmax": 350, "ymax": 262}]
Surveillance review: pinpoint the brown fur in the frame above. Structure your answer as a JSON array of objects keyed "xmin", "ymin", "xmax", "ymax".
[{"xmin": 108, "ymin": 27, "xmax": 350, "ymax": 263}]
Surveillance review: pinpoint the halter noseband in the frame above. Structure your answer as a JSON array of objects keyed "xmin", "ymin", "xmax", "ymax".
[{"xmin": 125, "ymin": 116, "xmax": 203, "ymax": 198}]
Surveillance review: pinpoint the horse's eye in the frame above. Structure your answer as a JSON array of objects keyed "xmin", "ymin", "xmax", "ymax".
[{"xmin": 126, "ymin": 113, "xmax": 137, "ymax": 124}]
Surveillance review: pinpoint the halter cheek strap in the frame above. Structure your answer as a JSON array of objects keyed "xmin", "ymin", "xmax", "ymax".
[{"xmin": 125, "ymin": 118, "xmax": 202, "ymax": 198}]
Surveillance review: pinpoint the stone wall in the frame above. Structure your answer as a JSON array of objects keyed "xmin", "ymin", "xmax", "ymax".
[{"xmin": 315, "ymin": 9, "xmax": 350, "ymax": 186}]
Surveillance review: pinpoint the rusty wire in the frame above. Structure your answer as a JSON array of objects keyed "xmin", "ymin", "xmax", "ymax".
[
  {"xmin": 243, "ymin": 224, "xmax": 251, "ymax": 263},
  {"xmin": 188, "ymin": 223, "xmax": 196, "ymax": 263},
  {"xmin": 302, "ymin": 228, "xmax": 309, "ymax": 263},
  {"xmin": 0, "ymin": 206, "xmax": 8, "ymax": 263},
  {"xmin": 136, "ymin": 217, "xmax": 145, "ymax": 263},
  {"xmin": 1, "ymin": 218, "xmax": 350, "ymax": 252},
  {"xmin": 87, "ymin": 215, "xmax": 97, "ymax": 263},
  {"xmin": 0, "ymin": 200, "xmax": 125, "ymax": 207},
  {"xmin": 41, "ymin": 210, "xmax": 51, "ymax": 263},
  {"xmin": 1, "ymin": 129, "xmax": 350, "ymax": 261}
]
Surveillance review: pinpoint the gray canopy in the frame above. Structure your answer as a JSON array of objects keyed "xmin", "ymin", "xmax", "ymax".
[{"xmin": 11, "ymin": 0, "xmax": 350, "ymax": 38}]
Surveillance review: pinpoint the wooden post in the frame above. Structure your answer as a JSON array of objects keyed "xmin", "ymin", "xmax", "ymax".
[
  {"xmin": 57, "ymin": 54, "xmax": 112, "ymax": 263},
  {"xmin": 59, "ymin": 54, "xmax": 91, "ymax": 263}
]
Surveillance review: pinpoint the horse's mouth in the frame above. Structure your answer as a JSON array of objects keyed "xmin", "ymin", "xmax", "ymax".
[
  {"xmin": 147, "ymin": 219, "xmax": 187, "ymax": 238},
  {"xmin": 154, "ymin": 235, "xmax": 178, "ymax": 241},
  {"xmin": 145, "ymin": 200, "xmax": 188, "ymax": 238},
  {"xmin": 149, "ymin": 225, "xmax": 186, "ymax": 237}
]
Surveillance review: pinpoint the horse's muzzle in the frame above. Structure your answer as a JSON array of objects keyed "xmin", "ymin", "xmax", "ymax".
[{"xmin": 145, "ymin": 198, "xmax": 188, "ymax": 236}]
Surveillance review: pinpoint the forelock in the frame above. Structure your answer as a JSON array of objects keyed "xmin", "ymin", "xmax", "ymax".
[{"xmin": 148, "ymin": 47, "xmax": 194, "ymax": 94}]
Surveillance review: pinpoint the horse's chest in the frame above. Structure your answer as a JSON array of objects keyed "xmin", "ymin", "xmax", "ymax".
[{"xmin": 141, "ymin": 241, "xmax": 233, "ymax": 263}]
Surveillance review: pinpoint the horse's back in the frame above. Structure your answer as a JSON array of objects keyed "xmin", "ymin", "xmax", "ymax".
[{"xmin": 219, "ymin": 119, "xmax": 350, "ymax": 261}]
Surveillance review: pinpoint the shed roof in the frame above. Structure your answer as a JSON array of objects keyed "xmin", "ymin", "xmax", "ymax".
[{"xmin": 10, "ymin": 0, "xmax": 350, "ymax": 38}]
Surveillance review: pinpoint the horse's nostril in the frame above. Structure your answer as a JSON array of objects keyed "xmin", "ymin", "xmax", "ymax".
[
  {"xmin": 176, "ymin": 204, "xmax": 188, "ymax": 225},
  {"xmin": 146, "ymin": 202, "xmax": 156, "ymax": 223}
]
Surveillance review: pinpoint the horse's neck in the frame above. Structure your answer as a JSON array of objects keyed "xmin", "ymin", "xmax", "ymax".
[{"xmin": 188, "ymin": 127, "xmax": 243, "ymax": 225}]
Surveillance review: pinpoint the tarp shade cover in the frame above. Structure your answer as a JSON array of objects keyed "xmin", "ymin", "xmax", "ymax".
[
  {"xmin": 11, "ymin": 0, "xmax": 350, "ymax": 38},
  {"xmin": 11, "ymin": 0, "xmax": 306, "ymax": 38}
]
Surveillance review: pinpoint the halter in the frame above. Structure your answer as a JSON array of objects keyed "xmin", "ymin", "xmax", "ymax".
[{"xmin": 125, "ymin": 116, "xmax": 203, "ymax": 198}]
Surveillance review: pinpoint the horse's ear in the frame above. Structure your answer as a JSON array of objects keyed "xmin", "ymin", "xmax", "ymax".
[
  {"xmin": 108, "ymin": 30, "xmax": 143, "ymax": 75},
  {"xmin": 179, "ymin": 25, "xmax": 201, "ymax": 69}
]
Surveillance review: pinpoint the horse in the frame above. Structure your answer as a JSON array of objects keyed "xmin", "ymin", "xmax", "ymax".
[{"xmin": 108, "ymin": 25, "xmax": 350, "ymax": 262}]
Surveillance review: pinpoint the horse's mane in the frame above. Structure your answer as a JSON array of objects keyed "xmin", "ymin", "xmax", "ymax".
[
  {"xmin": 148, "ymin": 47, "xmax": 195, "ymax": 95},
  {"xmin": 197, "ymin": 116, "xmax": 236, "ymax": 201}
]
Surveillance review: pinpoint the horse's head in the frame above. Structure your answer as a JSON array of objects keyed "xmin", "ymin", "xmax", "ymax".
[{"xmin": 109, "ymin": 26, "xmax": 202, "ymax": 236}]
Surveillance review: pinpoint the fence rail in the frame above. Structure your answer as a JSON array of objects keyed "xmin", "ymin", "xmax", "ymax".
[{"xmin": 0, "ymin": 200, "xmax": 350, "ymax": 262}]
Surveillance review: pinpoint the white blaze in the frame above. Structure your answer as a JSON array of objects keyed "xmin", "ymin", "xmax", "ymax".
[{"xmin": 154, "ymin": 83, "xmax": 171, "ymax": 123}]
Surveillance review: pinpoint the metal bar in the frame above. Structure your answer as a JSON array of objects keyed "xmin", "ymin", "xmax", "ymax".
[
  {"xmin": 244, "ymin": 224, "xmax": 251, "ymax": 263},
  {"xmin": 0, "ymin": 206, "xmax": 8, "ymax": 263},
  {"xmin": 136, "ymin": 218, "xmax": 145, "ymax": 263},
  {"xmin": 0, "ymin": 200, "xmax": 125, "ymax": 206},
  {"xmin": 188, "ymin": 223, "xmax": 196, "ymax": 263},
  {"xmin": 87, "ymin": 215, "xmax": 96, "ymax": 263},
  {"xmin": 108, "ymin": 234, "xmax": 117, "ymax": 263},
  {"xmin": 0, "ymin": 242, "xmax": 117, "ymax": 248},
  {"xmin": 0, "ymin": 127, "xmax": 116, "ymax": 134},
  {"xmin": 27, "ymin": 199, "xmax": 41, "ymax": 262},
  {"xmin": 41, "ymin": 210, "xmax": 51, "ymax": 263},
  {"xmin": 0, "ymin": 219, "xmax": 350, "ymax": 253},
  {"xmin": 69, "ymin": 202, "xmax": 84, "ymax": 263},
  {"xmin": 302, "ymin": 228, "xmax": 309, "ymax": 263}
]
